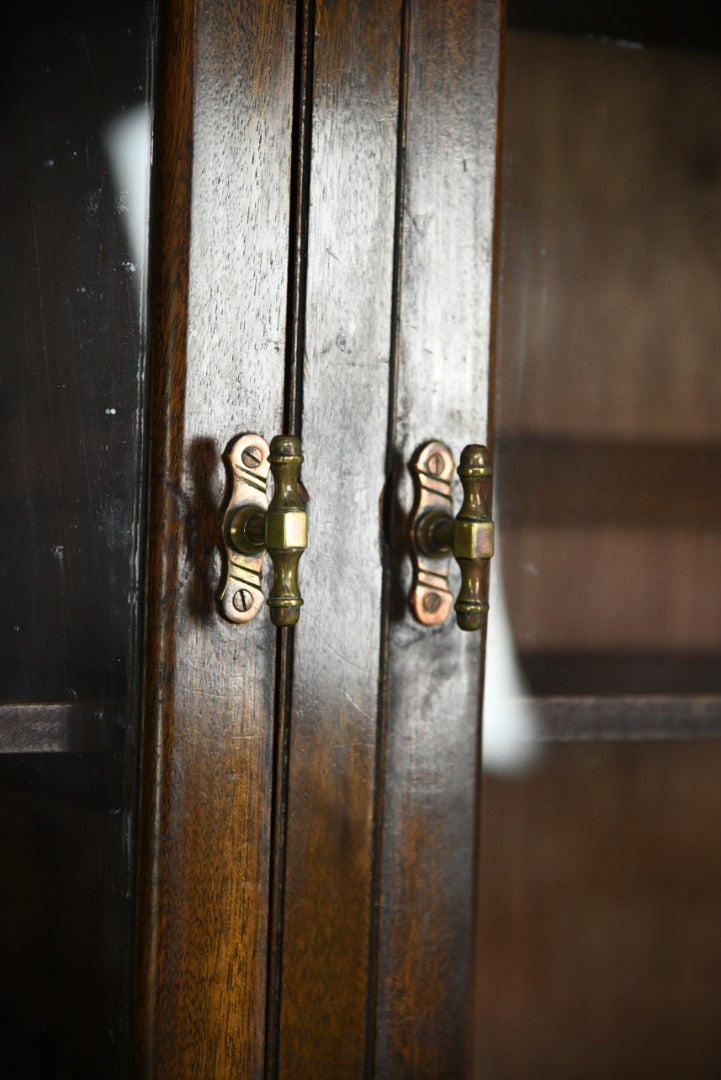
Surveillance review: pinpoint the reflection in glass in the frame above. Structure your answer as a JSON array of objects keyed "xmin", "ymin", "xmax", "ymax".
[
  {"xmin": 479, "ymin": 22, "xmax": 721, "ymax": 1080},
  {"xmin": 484, "ymin": 28, "xmax": 721, "ymax": 764},
  {"xmin": 0, "ymin": 3, "xmax": 153, "ymax": 1073}
]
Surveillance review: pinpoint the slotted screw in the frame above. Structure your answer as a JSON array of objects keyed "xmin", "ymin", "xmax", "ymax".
[
  {"xmin": 241, "ymin": 445, "xmax": 263, "ymax": 470},
  {"xmin": 423, "ymin": 592, "xmax": 442, "ymax": 614},
  {"xmin": 427, "ymin": 451, "xmax": 445, "ymax": 477},
  {"xmin": 232, "ymin": 588, "xmax": 253, "ymax": 613}
]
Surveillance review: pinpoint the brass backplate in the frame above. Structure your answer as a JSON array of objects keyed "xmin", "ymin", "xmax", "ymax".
[
  {"xmin": 409, "ymin": 441, "xmax": 455, "ymax": 626},
  {"xmin": 220, "ymin": 434, "xmax": 271, "ymax": 623}
]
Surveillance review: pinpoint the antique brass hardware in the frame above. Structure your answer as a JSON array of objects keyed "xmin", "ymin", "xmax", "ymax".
[
  {"xmin": 409, "ymin": 441, "xmax": 494, "ymax": 631},
  {"xmin": 220, "ymin": 434, "xmax": 307, "ymax": 627}
]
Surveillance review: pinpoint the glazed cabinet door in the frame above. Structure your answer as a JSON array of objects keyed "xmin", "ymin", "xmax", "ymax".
[
  {"xmin": 0, "ymin": 2, "xmax": 153, "ymax": 1074},
  {"xmin": 135, "ymin": 1, "xmax": 501, "ymax": 1077}
]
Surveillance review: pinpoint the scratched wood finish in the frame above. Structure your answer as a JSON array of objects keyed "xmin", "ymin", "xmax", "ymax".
[
  {"xmin": 134, "ymin": 0, "xmax": 294, "ymax": 1074},
  {"xmin": 276, "ymin": 1, "xmax": 401, "ymax": 1074},
  {"xmin": 376, "ymin": 2, "xmax": 501, "ymax": 1076}
]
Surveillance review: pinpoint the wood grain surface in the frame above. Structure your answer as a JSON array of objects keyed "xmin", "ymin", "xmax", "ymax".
[
  {"xmin": 376, "ymin": 1, "xmax": 501, "ymax": 1076},
  {"xmin": 136, "ymin": 1, "xmax": 500, "ymax": 1074},
  {"xmin": 276, "ymin": 1, "xmax": 401, "ymax": 1074},
  {"xmin": 134, "ymin": 0, "xmax": 295, "ymax": 1074}
]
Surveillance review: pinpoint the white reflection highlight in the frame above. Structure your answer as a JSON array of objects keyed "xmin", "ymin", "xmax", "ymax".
[
  {"xmin": 103, "ymin": 103, "xmax": 151, "ymax": 293},
  {"xmin": 482, "ymin": 537, "xmax": 540, "ymax": 775}
]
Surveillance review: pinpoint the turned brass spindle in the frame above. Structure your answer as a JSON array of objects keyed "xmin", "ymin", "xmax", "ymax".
[
  {"xmin": 265, "ymin": 435, "xmax": 307, "ymax": 627},
  {"xmin": 220, "ymin": 433, "xmax": 307, "ymax": 627},
  {"xmin": 452, "ymin": 444, "xmax": 494, "ymax": 631},
  {"xmin": 409, "ymin": 441, "xmax": 494, "ymax": 630}
]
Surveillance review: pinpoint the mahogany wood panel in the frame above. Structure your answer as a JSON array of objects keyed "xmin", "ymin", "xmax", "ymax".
[
  {"xmin": 136, "ymin": 1, "xmax": 500, "ymax": 1073},
  {"xmin": 134, "ymin": 0, "xmax": 294, "ymax": 1074},
  {"xmin": 377, "ymin": 2, "xmax": 501, "ymax": 1076},
  {"xmin": 277, "ymin": 1, "xmax": 400, "ymax": 1074}
]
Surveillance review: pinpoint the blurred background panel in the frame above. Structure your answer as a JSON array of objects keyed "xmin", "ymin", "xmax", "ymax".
[
  {"xmin": 478, "ymin": 742, "xmax": 721, "ymax": 1078},
  {"xmin": 494, "ymin": 29, "xmax": 721, "ymax": 693},
  {"xmin": 478, "ymin": 11, "xmax": 721, "ymax": 1079}
]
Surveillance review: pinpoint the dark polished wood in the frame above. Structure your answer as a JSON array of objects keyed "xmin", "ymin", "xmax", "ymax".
[
  {"xmin": 134, "ymin": 0, "xmax": 295, "ymax": 1074},
  {"xmin": 377, "ymin": 2, "xmax": 501, "ymax": 1076},
  {"xmin": 276, "ymin": 1, "xmax": 400, "ymax": 1074},
  {"xmin": 135, "ymin": 0, "xmax": 499, "ymax": 1075}
]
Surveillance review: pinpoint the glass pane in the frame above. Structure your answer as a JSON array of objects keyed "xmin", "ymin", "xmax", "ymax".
[
  {"xmin": 486, "ymin": 29, "xmax": 721, "ymax": 719},
  {"xmin": 0, "ymin": 2, "xmax": 154, "ymax": 1072},
  {"xmin": 479, "ymin": 15, "xmax": 721, "ymax": 1078}
]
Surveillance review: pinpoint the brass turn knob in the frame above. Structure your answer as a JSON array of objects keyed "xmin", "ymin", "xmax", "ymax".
[
  {"xmin": 220, "ymin": 434, "xmax": 307, "ymax": 627},
  {"xmin": 409, "ymin": 442, "xmax": 494, "ymax": 631},
  {"xmin": 264, "ymin": 436, "xmax": 307, "ymax": 625}
]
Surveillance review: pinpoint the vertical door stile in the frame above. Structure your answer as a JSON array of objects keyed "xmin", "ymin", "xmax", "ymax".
[
  {"xmin": 377, "ymin": 1, "xmax": 502, "ymax": 1076},
  {"xmin": 265, "ymin": 0, "xmax": 315, "ymax": 1073},
  {"xmin": 135, "ymin": 0, "xmax": 296, "ymax": 1075},
  {"xmin": 276, "ymin": 1, "xmax": 401, "ymax": 1075}
]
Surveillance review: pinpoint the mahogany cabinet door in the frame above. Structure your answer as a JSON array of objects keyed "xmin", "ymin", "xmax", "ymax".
[{"xmin": 135, "ymin": 1, "xmax": 501, "ymax": 1077}]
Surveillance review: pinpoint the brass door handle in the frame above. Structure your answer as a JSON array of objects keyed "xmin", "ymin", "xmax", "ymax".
[
  {"xmin": 220, "ymin": 434, "xmax": 307, "ymax": 627},
  {"xmin": 409, "ymin": 441, "xmax": 494, "ymax": 631}
]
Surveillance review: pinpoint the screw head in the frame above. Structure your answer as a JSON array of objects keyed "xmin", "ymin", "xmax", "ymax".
[
  {"xmin": 427, "ymin": 451, "xmax": 445, "ymax": 477},
  {"xmin": 241, "ymin": 445, "xmax": 263, "ymax": 470},
  {"xmin": 232, "ymin": 588, "xmax": 253, "ymax": 613},
  {"xmin": 422, "ymin": 591, "xmax": 442, "ymax": 614}
]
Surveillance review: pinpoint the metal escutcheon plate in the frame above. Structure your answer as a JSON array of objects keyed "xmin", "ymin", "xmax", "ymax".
[
  {"xmin": 219, "ymin": 434, "xmax": 271, "ymax": 624},
  {"xmin": 409, "ymin": 440, "xmax": 455, "ymax": 626}
]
